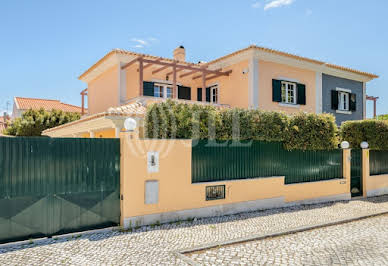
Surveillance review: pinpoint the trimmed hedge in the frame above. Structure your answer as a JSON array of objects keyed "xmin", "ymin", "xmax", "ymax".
[
  {"xmin": 145, "ymin": 100, "xmax": 339, "ymax": 150},
  {"xmin": 285, "ymin": 112, "xmax": 338, "ymax": 150},
  {"xmin": 340, "ymin": 120, "xmax": 388, "ymax": 150}
]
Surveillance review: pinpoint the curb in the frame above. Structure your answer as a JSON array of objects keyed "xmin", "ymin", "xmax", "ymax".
[{"xmin": 173, "ymin": 210, "xmax": 388, "ymax": 264}]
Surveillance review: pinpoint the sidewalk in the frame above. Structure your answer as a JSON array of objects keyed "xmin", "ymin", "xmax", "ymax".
[{"xmin": 0, "ymin": 196, "xmax": 387, "ymax": 265}]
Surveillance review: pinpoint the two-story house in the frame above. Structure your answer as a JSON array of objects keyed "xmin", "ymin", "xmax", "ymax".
[{"xmin": 43, "ymin": 45, "xmax": 378, "ymax": 138}]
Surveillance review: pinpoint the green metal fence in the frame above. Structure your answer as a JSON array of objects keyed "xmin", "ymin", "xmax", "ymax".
[
  {"xmin": 0, "ymin": 137, "xmax": 120, "ymax": 244},
  {"xmin": 350, "ymin": 149, "xmax": 363, "ymax": 197},
  {"xmin": 370, "ymin": 150, "xmax": 388, "ymax": 175},
  {"xmin": 192, "ymin": 140, "xmax": 343, "ymax": 184}
]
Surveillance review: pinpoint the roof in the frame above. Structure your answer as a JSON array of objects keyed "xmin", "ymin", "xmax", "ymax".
[
  {"xmin": 42, "ymin": 101, "xmax": 146, "ymax": 134},
  {"xmin": 79, "ymin": 45, "xmax": 378, "ymax": 82},
  {"xmin": 14, "ymin": 97, "xmax": 86, "ymax": 113}
]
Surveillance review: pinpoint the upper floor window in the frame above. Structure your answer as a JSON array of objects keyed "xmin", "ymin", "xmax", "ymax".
[
  {"xmin": 272, "ymin": 79, "xmax": 306, "ymax": 106},
  {"xmin": 338, "ymin": 91, "xmax": 349, "ymax": 111},
  {"xmin": 153, "ymin": 84, "xmax": 172, "ymax": 99},
  {"xmin": 331, "ymin": 88, "xmax": 356, "ymax": 113},
  {"xmin": 281, "ymin": 81, "xmax": 297, "ymax": 104},
  {"xmin": 210, "ymin": 85, "xmax": 218, "ymax": 104}
]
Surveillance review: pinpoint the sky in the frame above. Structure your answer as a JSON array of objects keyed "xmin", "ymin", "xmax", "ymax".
[{"xmin": 0, "ymin": 0, "xmax": 387, "ymax": 118}]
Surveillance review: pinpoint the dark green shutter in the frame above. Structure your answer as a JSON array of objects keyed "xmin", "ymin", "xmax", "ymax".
[
  {"xmin": 331, "ymin": 90, "xmax": 339, "ymax": 110},
  {"xmin": 143, "ymin": 81, "xmax": 154, "ymax": 96},
  {"xmin": 272, "ymin": 79, "xmax": 282, "ymax": 102},
  {"xmin": 197, "ymin": 88, "xmax": 202, "ymax": 101},
  {"xmin": 206, "ymin": 87, "xmax": 211, "ymax": 102},
  {"xmin": 349, "ymin": 93, "xmax": 356, "ymax": 111},
  {"xmin": 178, "ymin": 86, "xmax": 191, "ymax": 100},
  {"xmin": 297, "ymin": 83, "xmax": 306, "ymax": 105}
]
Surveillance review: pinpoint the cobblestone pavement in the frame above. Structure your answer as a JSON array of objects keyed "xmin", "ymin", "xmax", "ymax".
[
  {"xmin": 188, "ymin": 214, "xmax": 388, "ymax": 265},
  {"xmin": 0, "ymin": 196, "xmax": 387, "ymax": 265}
]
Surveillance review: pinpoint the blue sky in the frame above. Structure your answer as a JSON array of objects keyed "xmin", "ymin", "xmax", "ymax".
[{"xmin": 0, "ymin": 0, "xmax": 386, "ymax": 117}]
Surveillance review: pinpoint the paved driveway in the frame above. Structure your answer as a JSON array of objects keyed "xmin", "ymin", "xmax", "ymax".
[{"xmin": 0, "ymin": 196, "xmax": 387, "ymax": 265}]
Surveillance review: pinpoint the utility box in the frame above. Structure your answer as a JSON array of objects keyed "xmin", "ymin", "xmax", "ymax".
[{"xmin": 145, "ymin": 180, "xmax": 159, "ymax": 204}]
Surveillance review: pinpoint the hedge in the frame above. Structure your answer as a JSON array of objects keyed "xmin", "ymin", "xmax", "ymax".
[
  {"xmin": 340, "ymin": 120, "xmax": 388, "ymax": 150},
  {"xmin": 145, "ymin": 100, "xmax": 339, "ymax": 150},
  {"xmin": 284, "ymin": 112, "xmax": 338, "ymax": 150}
]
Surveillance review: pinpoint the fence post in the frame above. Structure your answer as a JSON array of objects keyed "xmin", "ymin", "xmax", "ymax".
[
  {"xmin": 362, "ymin": 148, "xmax": 370, "ymax": 198},
  {"xmin": 343, "ymin": 148, "xmax": 351, "ymax": 187}
]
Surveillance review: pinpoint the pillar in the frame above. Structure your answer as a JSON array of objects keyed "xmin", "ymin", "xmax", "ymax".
[
  {"xmin": 362, "ymin": 148, "xmax": 370, "ymax": 197},
  {"xmin": 343, "ymin": 148, "xmax": 351, "ymax": 186}
]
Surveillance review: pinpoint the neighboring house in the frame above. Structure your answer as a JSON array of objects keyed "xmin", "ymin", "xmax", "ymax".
[
  {"xmin": 12, "ymin": 97, "xmax": 86, "ymax": 118},
  {"xmin": 0, "ymin": 112, "xmax": 10, "ymax": 134},
  {"xmin": 43, "ymin": 45, "xmax": 378, "ymax": 138}
]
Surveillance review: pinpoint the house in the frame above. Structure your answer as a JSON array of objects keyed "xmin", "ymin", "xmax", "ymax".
[
  {"xmin": 12, "ymin": 97, "xmax": 86, "ymax": 119},
  {"xmin": 43, "ymin": 45, "xmax": 378, "ymax": 138},
  {"xmin": 0, "ymin": 113, "xmax": 9, "ymax": 135}
]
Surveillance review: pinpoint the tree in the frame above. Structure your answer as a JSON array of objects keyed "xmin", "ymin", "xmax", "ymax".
[{"xmin": 4, "ymin": 108, "xmax": 80, "ymax": 136}]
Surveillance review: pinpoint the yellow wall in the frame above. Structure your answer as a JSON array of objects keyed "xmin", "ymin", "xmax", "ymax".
[
  {"xmin": 258, "ymin": 60, "xmax": 316, "ymax": 114},
  {"xmin": 120, "ymin": 135, "xmax": 350, "ymax": 225},
  {"xmin": 123, "ymin": 60, "xmax": 249, "ymax": 108},
  {"xmin": 94, "ymin": 128, "xmax": 116, "ymax": 138},
  {"xmin": 88, "ymin": 66, "xmax": 119, "ymax": 115}
]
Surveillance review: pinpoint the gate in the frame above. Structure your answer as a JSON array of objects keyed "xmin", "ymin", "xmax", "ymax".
[
  {"xmin": 0, "ymin": 137, "xmax": 120, "ymax": 244},
  {"xmin": 350, "ymin": 149, "xmax": 362, "ymax": 197}
]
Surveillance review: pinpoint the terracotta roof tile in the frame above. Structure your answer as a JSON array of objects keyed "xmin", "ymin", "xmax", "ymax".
[
  {"xmin": 79, "ymin": 45, "xmax": 378, "ymax": 81},
  {"xmin": 14, "ymin": 97, "xmax": 86, "ymax": 113}
]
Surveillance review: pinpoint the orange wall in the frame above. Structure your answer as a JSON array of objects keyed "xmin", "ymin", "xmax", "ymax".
[
  {"xmin": 88, "ymin": 65, "xmax": 119, "ymax": 114},
  {"xmin": 258, "ymin": 60, "xmax": 316, "ymax": 114},
  {"xmin": 123, "ymin": 60, "xmax": 249, "ymax": 107},
  {"xmin": 120, "ymin": 136, "xmax": 350, "ymax": 226}
]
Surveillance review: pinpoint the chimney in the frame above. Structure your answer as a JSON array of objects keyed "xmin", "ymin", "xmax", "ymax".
[{"xmin": 173, "ymin": 46, "xmax": 186, "ymax": 61}]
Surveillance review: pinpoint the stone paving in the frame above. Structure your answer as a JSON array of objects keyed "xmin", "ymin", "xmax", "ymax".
[
  {"xmin": 188, "ymin": 214, "xmax": 388, "ymax": 265},
  {"xmin": 0, "ymin": 196, "xmax": 387, "ymax": 265}
]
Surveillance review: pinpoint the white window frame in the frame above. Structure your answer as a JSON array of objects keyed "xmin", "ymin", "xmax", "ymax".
[
  {"xmin": 338, "ymin": 91, "xmax": 349, "ymax": 111},
  {"xmin": 154, "ymin": 83, "xmax": 173, "ymax": 99},
  {"xmin": 335, "ymin": 87, "xmax": 352, "ymax": 114},
  {"xmin": 281, "ymin": 81, "xmax": 297, "ymax": 105},
  {"xmin": 209, "ymin": 85, "xmax": 218, "ymax": 104}
]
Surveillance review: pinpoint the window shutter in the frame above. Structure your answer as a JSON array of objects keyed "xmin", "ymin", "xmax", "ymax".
[
  {"xmin": 206, "ymin": 87, "xmax": 211, "ymax": 102},
  {"xmin": 349, "ymin": 93, "xmax": 357, "ymax": 111},
  {"xmin": 178, "ymin": 86, "xmax": 191, "ymax": 100},
  {"xmin": 143, "ymin": 81, "xmax": 154, "ymax": 96},
  {"xmin": 297, "ymin": 83, "xmax": 306, "ymax": 105},
  {"xmin": 197, "ymin": 88, "xmax": 202, "ymax": 101},
  {"xmin": 331, "ymin": 90, "xmax": 339, "ymax": 110},
  {"xmin": 272, "ymin": 79, "xmax": 282, "ymax": 102}
]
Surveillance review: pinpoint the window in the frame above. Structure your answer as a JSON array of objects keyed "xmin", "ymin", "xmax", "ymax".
[
  {"xmin": 154, "ymin": 85, "xmax": 164, "ymax": 98},
  {"xmin": 206, "ymin": 185, "xmax": 225, "ymax": 201},
  {"xmin": 281, "ymin": 81, "xmax": 297, "ymax": 104},
  {"xmin": 154, "ymin": 84, "xmax": 173, "ymax": 99},
  {"xmin": 210, "ymin": 85, "xmax": 218, "ymax": 104},
  {"xmin": 338, "ymin": 91, "xmax": 349, "ymax": 111}
]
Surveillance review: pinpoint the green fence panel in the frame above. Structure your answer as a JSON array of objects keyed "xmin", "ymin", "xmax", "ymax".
[
  {"xmin": 370, "ymin": 150, "xmax": 388, "ymax": 175},
  {"xmin": 0, "ymin": 137, "xmax": 120, "ymax": 244},
  {"xmin": 350, "ymin": 149, "xmax": 363, "ymax": 197},
  {"xmin": 192, "ymin": 140, "xmax": 343, "ymax": 184}
]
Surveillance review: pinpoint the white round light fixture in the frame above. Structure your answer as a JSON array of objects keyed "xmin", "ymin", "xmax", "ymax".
[
  {"xmin": 124, "ymin": 118, "xmax": 137, "ymax": 131},
  {"xmin": 340, "ymin": 141, "xmax": 350, "ymax": 149},
  {"xmin": 360, "ymin": 141, "xmax": 369, "ymax": 149}
]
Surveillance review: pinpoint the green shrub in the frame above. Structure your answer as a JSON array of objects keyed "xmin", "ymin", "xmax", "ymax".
[
  {"xmin": 145, "ymin": 101, "xmax": 340, "ymax": 150},
  {"xmin": 5, "ymin": 108, "xmax": 80, "ymax": 136},
  {"xmin": 340, "ymin": 120, "xmax": 388, "ymax": 150},
  {"xmin": 284, "ymin": 113, "xmax": 338, "ymax": 150}
]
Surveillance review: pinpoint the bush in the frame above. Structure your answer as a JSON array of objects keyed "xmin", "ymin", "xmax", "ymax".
[
  {"xmin": 340, "ymin": 120, "xmax": 388, "ymax": 150},
  {"xmin": 145, "ymin": 100, "xmax": 339, "ymax": 150},
  {"xmin": 284, "ymin": 113, "xmax": 338, "ymax": 150},
  {"xmin": 5, "ymin": 108, "xmax": 80, "ymax": 136}
]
